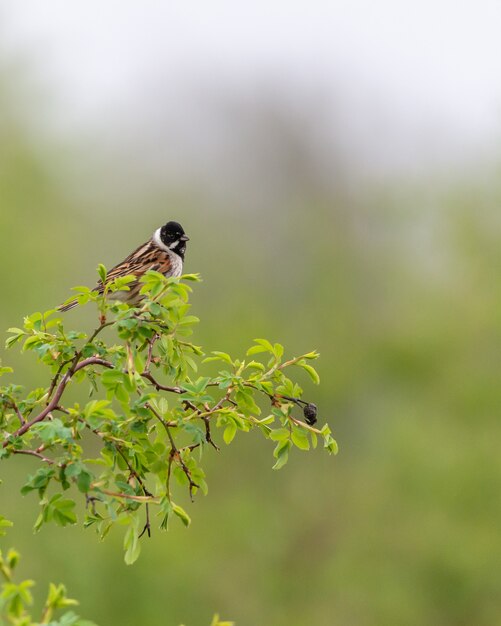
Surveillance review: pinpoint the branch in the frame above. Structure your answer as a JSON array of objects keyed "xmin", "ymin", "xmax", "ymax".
[
  {"xmin": 9, "ymin": 401, "xmax": 25, "ymax": 427},
  {"xmin": 144, "ymin": 333, "xmax": 160, "ymax": 373},
  {"xmin": 45, "ymin": 357, "xmax": 74, "ymax": 405},
  {"xmin": 138, "ymin": 503, "xmax": 151, "ymax": 539},
  {"xmin": 141, "ymin": 372, "xmax": 185, "ymax": 394},
  {"xmin": 12, "ymin": 449, "xmax": 55, "ymax": 464},
  {"xmin": 91, "ymin": 488, "xmax": 158, "ymax": 503},
  {"xmin": 3, "ymin": 357, "xmax": 113, "ymax": 446}
]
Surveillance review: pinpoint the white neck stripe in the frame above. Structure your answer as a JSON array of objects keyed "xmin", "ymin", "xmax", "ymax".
[{"xmin": 152, "ymin": 227, "xmax": 170, "ymax": 252}]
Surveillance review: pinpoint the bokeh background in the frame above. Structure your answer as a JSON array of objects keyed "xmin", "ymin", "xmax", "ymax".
[{"xmin": 1, "ymin": 2, "xmax": 501, "ymax": 625}]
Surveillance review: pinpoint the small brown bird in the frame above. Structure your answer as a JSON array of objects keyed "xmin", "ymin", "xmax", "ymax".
[{"xmin": 59, "ymin": 221, "xmax": 189, "ymax": 311}]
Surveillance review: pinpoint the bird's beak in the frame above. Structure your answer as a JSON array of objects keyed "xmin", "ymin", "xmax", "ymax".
[{"xmin": 180, "ymin": 234, "xmax": 190, "ymax": 242}]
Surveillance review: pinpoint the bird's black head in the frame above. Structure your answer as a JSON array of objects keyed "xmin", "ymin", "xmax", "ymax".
[{"xmin": 159, "ymin": 221, "xmax": 189, "ymax": 259}]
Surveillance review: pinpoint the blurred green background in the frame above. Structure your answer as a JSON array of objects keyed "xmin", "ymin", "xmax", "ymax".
[{"xmin": 1, "ymin": 4, "xmax": 501, "ymax": 625}]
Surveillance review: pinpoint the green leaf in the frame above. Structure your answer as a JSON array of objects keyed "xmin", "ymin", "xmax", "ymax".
[
  {"xmin": 246, "ymin": 345, "xmax": 268, "ymax": 356},
  {"xmin": 298, "ymin": 362, "xmax": 320, "ymax": 384},
  {"xmin": 97, "ymin": 263, "xmax": 107, "ymax": 283},
  {"xmin": 5, "ymin": 328, "xmax": 25, "ymax": 349},
  {"xmin": 273, "ymin": 343, "xmax": 284, "ymax": 359},
  {"xmin": 31, "ymin": 419, "xmax": 73, "ymax": 444},
  {"xmin": 178, "ymin": 315, "xmax": 200, "ymax": 327},
  {"xmin": 256, "ymin": 415, "xmax": 275, "ymax": 425},
  {"xmin": 45, "ymin": 582, "xmax": 78, "ymax": 610},
  {"xmin": 323, "ymin": 433, "xmax": 339, "ymax": 455},
  {"xmin": 245, "ymin": 360, "xmax": 265, "ymax": 371},
  {"xmin": 181, "ymin": 273, "xmax": 201, "ymax": 282},
  {"xmin": 302, "ymin": 350, "xmax": 320, "ymax": 360},
  {"xmin": 269, "ymin": 428, "xmax": 290, "ymax": 441},
  {"xmin": 6, "ymin": 548, "xmax": 20, "ymax": 569},
  {"xmin": 234, "ymin": 388, "xmax": 261, "ymax": 416},
  {"xmin": 172, "ymin": 503, "xmax": 191, "ymax": 527},
  {"xmin": 49, "ymin": 495, "xmax": 77, "ymax": 527},
  {"xmin": 66, "ymin": 462, "xmax": 93, "ymax": 494},
  {"xmin": 0, "ymin": 516, "xmax": 13, "ymax": 537},
  {"xmin": 83, "ymin": 399, "xmax": 116, "ymax": 428},
  {"xmin": 21, "ymin": 467, "xmax": 56, "ymax": 497},
  {"xmin": 203, "ymin": 351, "xmax": 233, "ymax": 364},
  {"xmin": 291, "ymin": 428, "xmax": 310, "ymax": 450},
  {"xmin": 76, "ymin": 470, "xmax": 92, "ymax": 493},
  {"xmin": 211, "ymin": 615, "xmax": 235, "ymax": 626},
  {"xmin": 223, "ymin": 422, "xmax": 237, "ymax": 445},
  {"xmin": 310, "ymin": 431, "xmax": 318, "ymax": 449},
  {"xmin": 123, "ymin": 523, "xmax": 141, "ymax": 565},
  {"xmin": 272, "ymin": 440, "xmax": 291, "ymax": 470},
  {"xmin": 101, "ymin": 369, "xmax": 133, "ymax": 402},
  {"xmin": 247, "ymin": 338, "xmax": 275, "ymax": 355}
]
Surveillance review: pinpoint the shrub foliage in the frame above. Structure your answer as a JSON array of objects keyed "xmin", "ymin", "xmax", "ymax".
[{"xmin": 0, "ymin": 269, "xmax": 336, "ymax": 622}]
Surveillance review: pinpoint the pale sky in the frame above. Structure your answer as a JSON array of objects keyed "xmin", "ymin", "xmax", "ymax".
[{"xmin": 2, "ymin": 1, "xmax": 501, "ymax": 178}]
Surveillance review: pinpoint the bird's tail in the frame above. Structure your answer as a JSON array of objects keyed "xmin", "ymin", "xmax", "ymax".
[{"xmin": 58, "ymin": 298, "xmax": 79, "ymax": 312}]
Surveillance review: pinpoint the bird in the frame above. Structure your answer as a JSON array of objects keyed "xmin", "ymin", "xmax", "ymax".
[{"xmin": 58, "ymin": 221, "xmax": 189, "ymax": 311}]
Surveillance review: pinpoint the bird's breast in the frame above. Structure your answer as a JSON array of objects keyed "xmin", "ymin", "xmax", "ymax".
[{"xmin": 166, "ymin": 250, "xmax": 183, "ymax": 277}]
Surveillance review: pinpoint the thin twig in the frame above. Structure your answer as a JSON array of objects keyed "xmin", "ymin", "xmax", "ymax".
[
  {"xmin": 85, "ymin": 495, "xmax": 101, "ymax": 516},
  {"xmin": 147, "ymin": 402, "xmax": 199, "ymax": 500},
  {"xmin": 144, "ymin": 334, "xmax": 160, "ymax": 373},
  {"xmin": 287, "ymin": 414, "xmax": 323, "ymax": 434},
  {"xmin": 12, "ymin": 449, "xmax": 54, "ymax": 464},
  {"xmin": 9, "ymin": 401, "xmax": 25, "ymax": 426},
  {"xmin": 141, "ymin": 372, "xmax": 185, "ymax": 394},
  {"xmin": 166, "ymin": 453, "xmax": 174, "ymax": 501},
  {"xmin": 202, "ymin": 416, "xmax": 219, "ymax": 451},
  {"xmin": 46, "ymin": 357, "xmax": 74, "ymax": 405},
  {"xmin": 115, "ymin": 446, "xmax": 152, "ymax": 497},
  {"xmin": 90, "ymin": 487, "xmax": 158, "ymax": 502},
  {"xmin": 146, "ymin": 403, "xmax": 176, "ymax": 448},
  {"xmin": 138, "ymin": 502, "xmax": 151, "ymax": 538},
  {"xmin": 201, "ymin": 402, "xmax": 220, "ymax": 450}
]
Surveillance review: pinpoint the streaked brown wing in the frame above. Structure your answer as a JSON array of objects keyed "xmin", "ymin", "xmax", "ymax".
[{"xmin": 95, "ymin": 240, "xmax": 172, "ymax": 294}]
